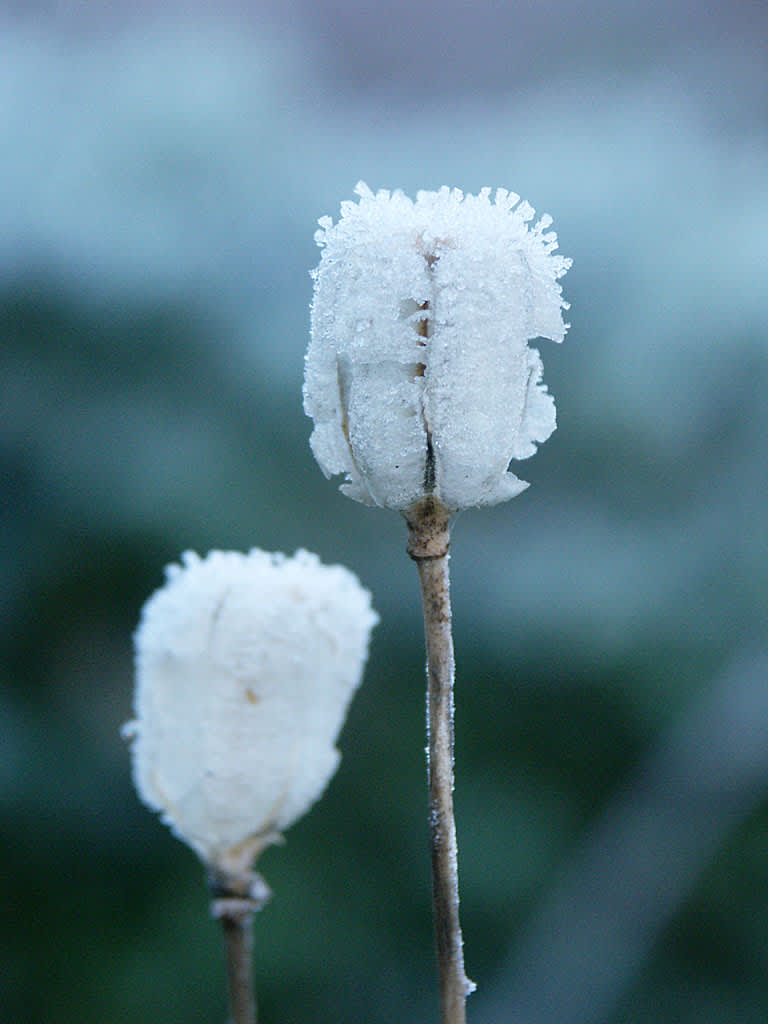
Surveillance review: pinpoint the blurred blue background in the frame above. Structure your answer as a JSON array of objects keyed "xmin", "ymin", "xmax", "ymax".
[{"xmin": 1, "ymin": 2, "xmax": 767, "ymax": 1021}]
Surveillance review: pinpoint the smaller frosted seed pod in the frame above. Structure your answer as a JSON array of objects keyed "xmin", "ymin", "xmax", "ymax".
[{"xmin": 125, "ymin": 548, "xmax": 377, "ymax": 877}]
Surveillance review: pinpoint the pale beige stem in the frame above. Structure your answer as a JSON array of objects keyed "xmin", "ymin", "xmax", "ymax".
[
  {"xmin": 406, "ymin": 497, "xmax": 474, "ymax": 1024},
  {"xmin": 209, "ymin": 870, "xmax": 270, "ymax": 1024}
]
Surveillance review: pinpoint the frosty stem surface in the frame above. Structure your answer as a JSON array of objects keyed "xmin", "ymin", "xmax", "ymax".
[{"xmin": 407, "ymin": 498, "xmax": 472, "ymax": 1024}]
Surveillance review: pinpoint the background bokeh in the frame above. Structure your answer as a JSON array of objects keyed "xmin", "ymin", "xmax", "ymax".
[{"xmin": 2, "ymin": 2, "xmax": 767, "ymax": 1022}]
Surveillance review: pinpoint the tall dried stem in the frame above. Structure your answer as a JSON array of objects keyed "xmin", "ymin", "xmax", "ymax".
[{"xmin": 406, "ymin": 498, "xmax": 474, "ymax": 1024}]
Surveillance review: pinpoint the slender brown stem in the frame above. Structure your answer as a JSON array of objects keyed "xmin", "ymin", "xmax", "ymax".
[
  {"xmin": 220, "ymin": 909, "xmax": 256, "ymax": 1024},
  {"xmin": 406, "ymin": 498, "xmax": 474, "ymax": 1024},
  {"xmin": 209, "ymin": 870, "xmax": 270, "ymax": 1024}
]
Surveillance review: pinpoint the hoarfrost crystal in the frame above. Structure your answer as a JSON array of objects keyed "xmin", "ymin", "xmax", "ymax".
[
  {"xmin": 304, "ymin": 182, "xmax": 571, "ymax": 511},
  {"xmin": 126, "ymin": 549, "xmax": 377, "ymax": 871}
]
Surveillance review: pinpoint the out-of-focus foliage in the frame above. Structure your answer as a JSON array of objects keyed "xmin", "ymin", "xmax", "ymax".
[{"xmin": 1, "ymin": 4, "xmax": 766, "ymax": 1022}]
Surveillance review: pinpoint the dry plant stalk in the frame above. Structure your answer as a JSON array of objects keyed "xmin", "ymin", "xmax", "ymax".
[
  {"xmin": 407, "ymin": 498, "xmax": 472, "ymax": 1024},
  {"xmin": 219, "ymin": 906, "xmax": 256, "ymax": 1024}
]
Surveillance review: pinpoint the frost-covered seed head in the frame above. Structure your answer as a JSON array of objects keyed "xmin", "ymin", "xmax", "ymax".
[
  {"xmin": 304, "ymin": 182, "xmax": 571, "ymax": 512},
  {"xmin": 126, "ymin": 549, "xmax": 377, "ymax": 873}
]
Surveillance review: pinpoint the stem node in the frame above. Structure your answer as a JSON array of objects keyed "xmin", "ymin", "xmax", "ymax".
[{"xmin": 208, "ymin": 868, "xmax": 270, "ymax": 1024}]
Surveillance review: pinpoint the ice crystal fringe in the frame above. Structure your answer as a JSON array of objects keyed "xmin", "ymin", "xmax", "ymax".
[
  {"xmin": 125, "ymin": 548, "xmax": 377, "ymax": 874},
  {"xmin": 304, "ymin": 182, "xmax": 571, "ymax": 511}
]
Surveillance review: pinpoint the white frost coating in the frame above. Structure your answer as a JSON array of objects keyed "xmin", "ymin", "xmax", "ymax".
[
  {"xmin": 304, "ymin": 182, "xmax": 571, "ymax": 511},
  {"xmin": 126, "ymin": 548, "xmax": 377, "ymax": 869}
]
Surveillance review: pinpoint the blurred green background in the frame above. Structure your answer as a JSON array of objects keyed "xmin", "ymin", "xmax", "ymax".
[{"xmin": 2, "ymin": 3, "xmax": 767, "ymax": 1022}]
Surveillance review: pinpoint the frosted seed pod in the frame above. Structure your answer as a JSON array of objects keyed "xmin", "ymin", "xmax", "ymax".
[
  {"xmin": 126, "ymin": 548, "xmax": 377, "ymax": 874},
  {"xmin": 304, "ymin": 182, "xmax": 571, "ymax": 512}
]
